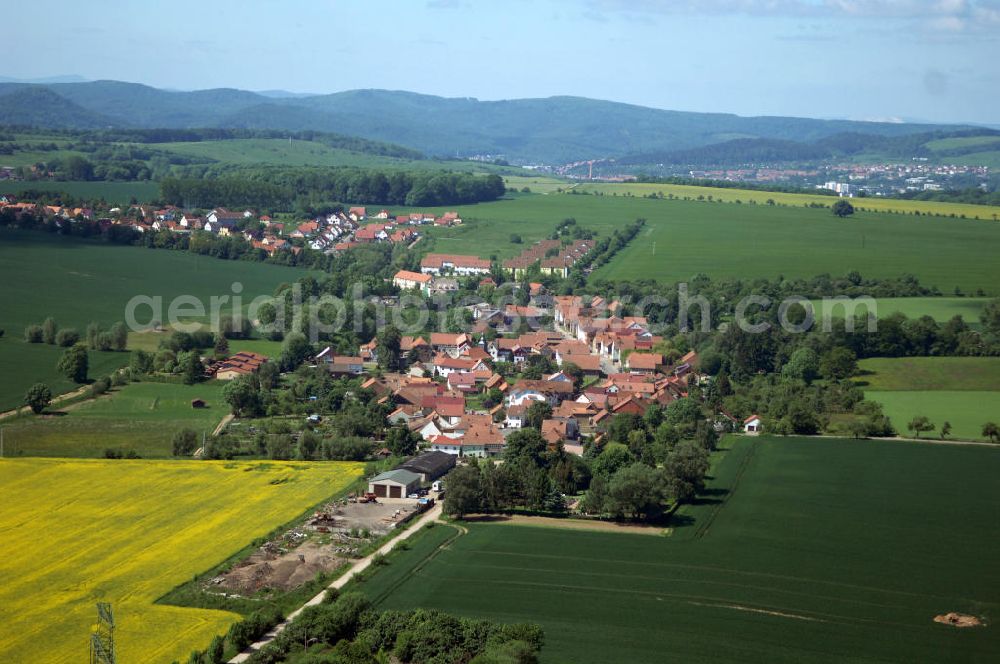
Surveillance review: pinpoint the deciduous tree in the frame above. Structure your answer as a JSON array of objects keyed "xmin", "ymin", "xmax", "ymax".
[
  {"xmin": 24, "ymin": 383, "xmax": 52, "ymax": 414},
  {"xmin": 906, "ymin": 415, "xmax": 935, "ymax": 438},
  {"xmin": 443, "ymin": 464, "xmax": 482, "ymax": 518},
  {"xmin": 57, "ymin": 343, "xmax": 89, "ymax": 383},
  {"xmin": 982, "ymin": 421, "xmax": 999, "ymax": 443},
  {"xmin": 832, "ymin": 199, "xmax": 855, "ymax": 218}
]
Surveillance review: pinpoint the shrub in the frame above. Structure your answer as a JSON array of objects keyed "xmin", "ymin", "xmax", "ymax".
[
  {"xmin": 172, "ymin": 429, "xmax": 199, "ymax": 456},
  {"xmin": 55, "ymin": 328, "xmax": 80, "ymax": 347},
  {"xmin": 24, "ymin": 325, "xmax": 43, "ymax": 343},
  {"xmin": 90, "ymin": 377, "xmax": 111, "ymax": 397},
  {"xmin": 41, "ymin": 317, "xmax": 58, "ymax": 344}
]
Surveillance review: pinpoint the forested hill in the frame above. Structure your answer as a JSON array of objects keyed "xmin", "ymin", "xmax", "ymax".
[
  {"xmin": 619, "ymin": 129, "xmax": 1000, "ymax": 167},
  {"xmin": 0, "ymin": 79, "xmax": 978, "ymax": 163}
]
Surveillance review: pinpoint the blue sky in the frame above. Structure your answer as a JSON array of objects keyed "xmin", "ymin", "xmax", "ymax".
[{"xmin": 6, "ymin": 0, "xmax": 999, "ymax": 123}]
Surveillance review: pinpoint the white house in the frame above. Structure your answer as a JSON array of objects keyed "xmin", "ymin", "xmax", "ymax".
[
  {"xmin": 393, "ymin": 270, "xmax": 432, "ymax": 294},
  {"xmin": 744, "ymin": 414, "xmax": 762, "ymax": 434}
]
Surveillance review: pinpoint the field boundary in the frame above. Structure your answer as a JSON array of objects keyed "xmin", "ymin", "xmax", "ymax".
[
  {"xmin": 690, "ymin": 437, "xmax": 756, "ymax": 540},
  {"xmin": 461, "ymin": 513, "xmax": 667, "ymax": 536}
]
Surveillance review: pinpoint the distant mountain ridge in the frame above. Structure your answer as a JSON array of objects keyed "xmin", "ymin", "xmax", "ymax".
[{"xmin": 0, "ymin": 79, "xmax": 982, "ymax": 164}]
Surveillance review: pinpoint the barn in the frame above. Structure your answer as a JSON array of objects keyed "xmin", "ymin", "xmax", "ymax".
[
  {"xmin": 368, "ymin": 469, "xmax": 421, "ymax": 499},
  {"xmin": 397, "ymin": 450, "xmax": 456, "ymax": 483}
]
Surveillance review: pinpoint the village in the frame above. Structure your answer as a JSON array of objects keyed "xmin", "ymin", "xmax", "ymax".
[
  {"xmin": 0, "ymin": 198, "xmax": 463, "ymax": 257},
  {"xmin": 209, "ymin": 281, "xmax": 747, "ymax": 472}
]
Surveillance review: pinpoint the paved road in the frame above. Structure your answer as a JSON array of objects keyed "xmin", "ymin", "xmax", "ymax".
[{"xmin": 229, "ymin": 502, "xmax": 443, "ymax": 663}]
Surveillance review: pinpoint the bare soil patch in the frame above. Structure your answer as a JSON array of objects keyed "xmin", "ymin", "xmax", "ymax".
[
  {"xmin": 214, "ymin": 540, "xmax": 345, "ymax": 594},
  {"xmin": 210, "ymin": 501, "xmax": 421, "ymax": 595},
  {"xmin": 308, "ymin": 499, "xmax": 421, "ymax": 536},
  {"xmin": 934, "ymin": 612, "xmax": 984, "ymax": 628},
  {"xmin": 464, "ymin": 513, "xmax": 666, "ymax": 535}
]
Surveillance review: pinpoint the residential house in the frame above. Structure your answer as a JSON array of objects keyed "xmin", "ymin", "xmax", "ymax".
[
  {"xmin": 316, "ymin": 348, "xmax": 365, "ymax": 375},
  {"xmin": 541, "ymin": 418, "xmax": 579, "ymax": 447},
  {"xmin": 393, "ymin": 270, "xmax": 432, "ymax": 293},
  {"xmin": 447, "ymin": 371, "xmax": 477, "ymax": 393},
  {"xmin": 214, "ymin": 352, "xmax": 268, "ymax": 380},
  {"xmin": 627, "ymin": 353, "xmax": 662, "ymax": 374},
  {"xmin": 420, "ymin": 253, "xmax": 491, "ymax": 276},
  {"xmin": 506, "ymin": 379, "xmax": 574, "ymax": 407},
  {"xmin": 430, "ymin": 333, "xmax": 471, "ymax": 356}
]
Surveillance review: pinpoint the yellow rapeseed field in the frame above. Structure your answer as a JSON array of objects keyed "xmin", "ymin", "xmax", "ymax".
[{"xmin": 0, "ymin": 458, "xmax": 363, "ymax": 663}]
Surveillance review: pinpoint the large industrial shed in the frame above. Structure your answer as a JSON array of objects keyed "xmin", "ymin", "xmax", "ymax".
[
  {"xmin": 397, "ymin": 450, "xmax": 456, "ymax": 483},
  {"xmin": 368, "ymin": 469, "xmax": 422, "ymax": 498}
]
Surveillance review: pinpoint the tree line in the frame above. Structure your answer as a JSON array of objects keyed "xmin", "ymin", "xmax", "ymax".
[
  {"xmin": 160, "ymin": 168, "xmax": 506, "ymax": 209},
  {"xmin": 182, "ymin": 589, "xmax": 543, "ymax": 664}
]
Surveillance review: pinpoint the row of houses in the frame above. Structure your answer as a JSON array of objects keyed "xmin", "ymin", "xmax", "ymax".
[{"xmin": 502, "ymin": 239, "xmax": 595, "ymax": 279}]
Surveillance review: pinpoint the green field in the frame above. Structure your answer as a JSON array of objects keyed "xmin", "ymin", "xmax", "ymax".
[
  {"xmin": 584, "ymin": 197, "xmax": 1000, "ymax": 291},
  {"xmin": 0, "ymin": 229, "xmax": 306, "ymax": 411},
  {"xmin": 0, "ymin": 180, "xmax": 159, "ymax": 204},
  {"xmin": 502, "ymin": 175, "xmax": 570, "ymax": 194},
  {"xmin": 405, "ymin": 194, "xmax": 1000, "ymax": 292},
  {"xmin": 812, "ymin": 297, "xmax": 988, "ymax": 324},
  {"xmin": 857, "ymin": 357, "xmax": 1000, "ymax": 391},
  {"xmin": 0, "ymin": 381, "xmax": 230, "ymax": 457},
  {"xmin": 925, "ymin": 136, "xmax": 1000, "ymax": 152},
  {"xmin": 866, "ymin": 391, "xmax": 1000, "ymax": 441},
  {"xmin": 359, "ymin": 436, "xmax": 1000, "ymax": 663},
  {"xmin": 948, "ymin": 151, "xmax": 1000, "ymax": 169},
  {"xmin": 571, "ymin": 181, "xmax": 1000, "ymax": 220},
  {"xmin": 154, "ymin": 138, "xmax": 501, "ymax": 172}
]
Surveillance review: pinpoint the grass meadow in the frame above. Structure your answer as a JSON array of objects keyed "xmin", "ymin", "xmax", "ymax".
[
  {"xmin": 1, "ymin": 381, "xmax": 231, "ymax": 457},
  {"xmin": 857, "ymin": 357, "xmax": 1000, "ymax": 440},
  {"xmin": 357, "ymin": 436, "xmax": 1000, "ymax": 663},
  {"xmin": 0, "ymin": 458, "xmax": 363, "ymax": 664},
  {"xmin": 866, "ymin": 391, "xmax": 1000, "ymax": 441},
  {"xmin": 0, "ymin": 229, "xmax": 306, "ymax": 411},
  {"xmin": 857, "ymin": 357, "xmax": 1000, "ymax": 391},
  {"xmin": 811, "ymin": 297, "xmax": 988, "ymax": 324},
  {"xmin": 408, "ymin": 194, "xmax": 1000, "ymax": 293}
]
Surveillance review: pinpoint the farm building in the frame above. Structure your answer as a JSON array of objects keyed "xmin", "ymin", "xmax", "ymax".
[
  {"xmin": 368, "ymin": 469, "xmax": 422, "ymax": 498},
  {"xmin": 397, "ymin": 450, "xmax": 456, "ymax": 483},
  {"xmin": 744, "ymin": 414, "xmax": 762, "ymax": 434},
  {"xmin": 214, "ymin": 351, "xmax": 268, "ymax": 380}
]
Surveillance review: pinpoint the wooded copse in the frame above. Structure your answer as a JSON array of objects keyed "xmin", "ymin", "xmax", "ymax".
[{"xmin": 161, "ymin": 168, "xmax": 506, "ymax": 210}]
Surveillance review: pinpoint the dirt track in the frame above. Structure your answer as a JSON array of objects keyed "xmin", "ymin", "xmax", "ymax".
[
  {"xmin": 0, "ymin": 385, "xmax": 91, "ymax": 421},
  {"xmin": 463, "ymin": 513, "xmax": 666, "ymax": 535}
]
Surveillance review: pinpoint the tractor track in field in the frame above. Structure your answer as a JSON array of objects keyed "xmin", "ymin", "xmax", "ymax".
[{"xmin": 691, "ymin": 437, "xmax": 757, "ymax": 540}]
